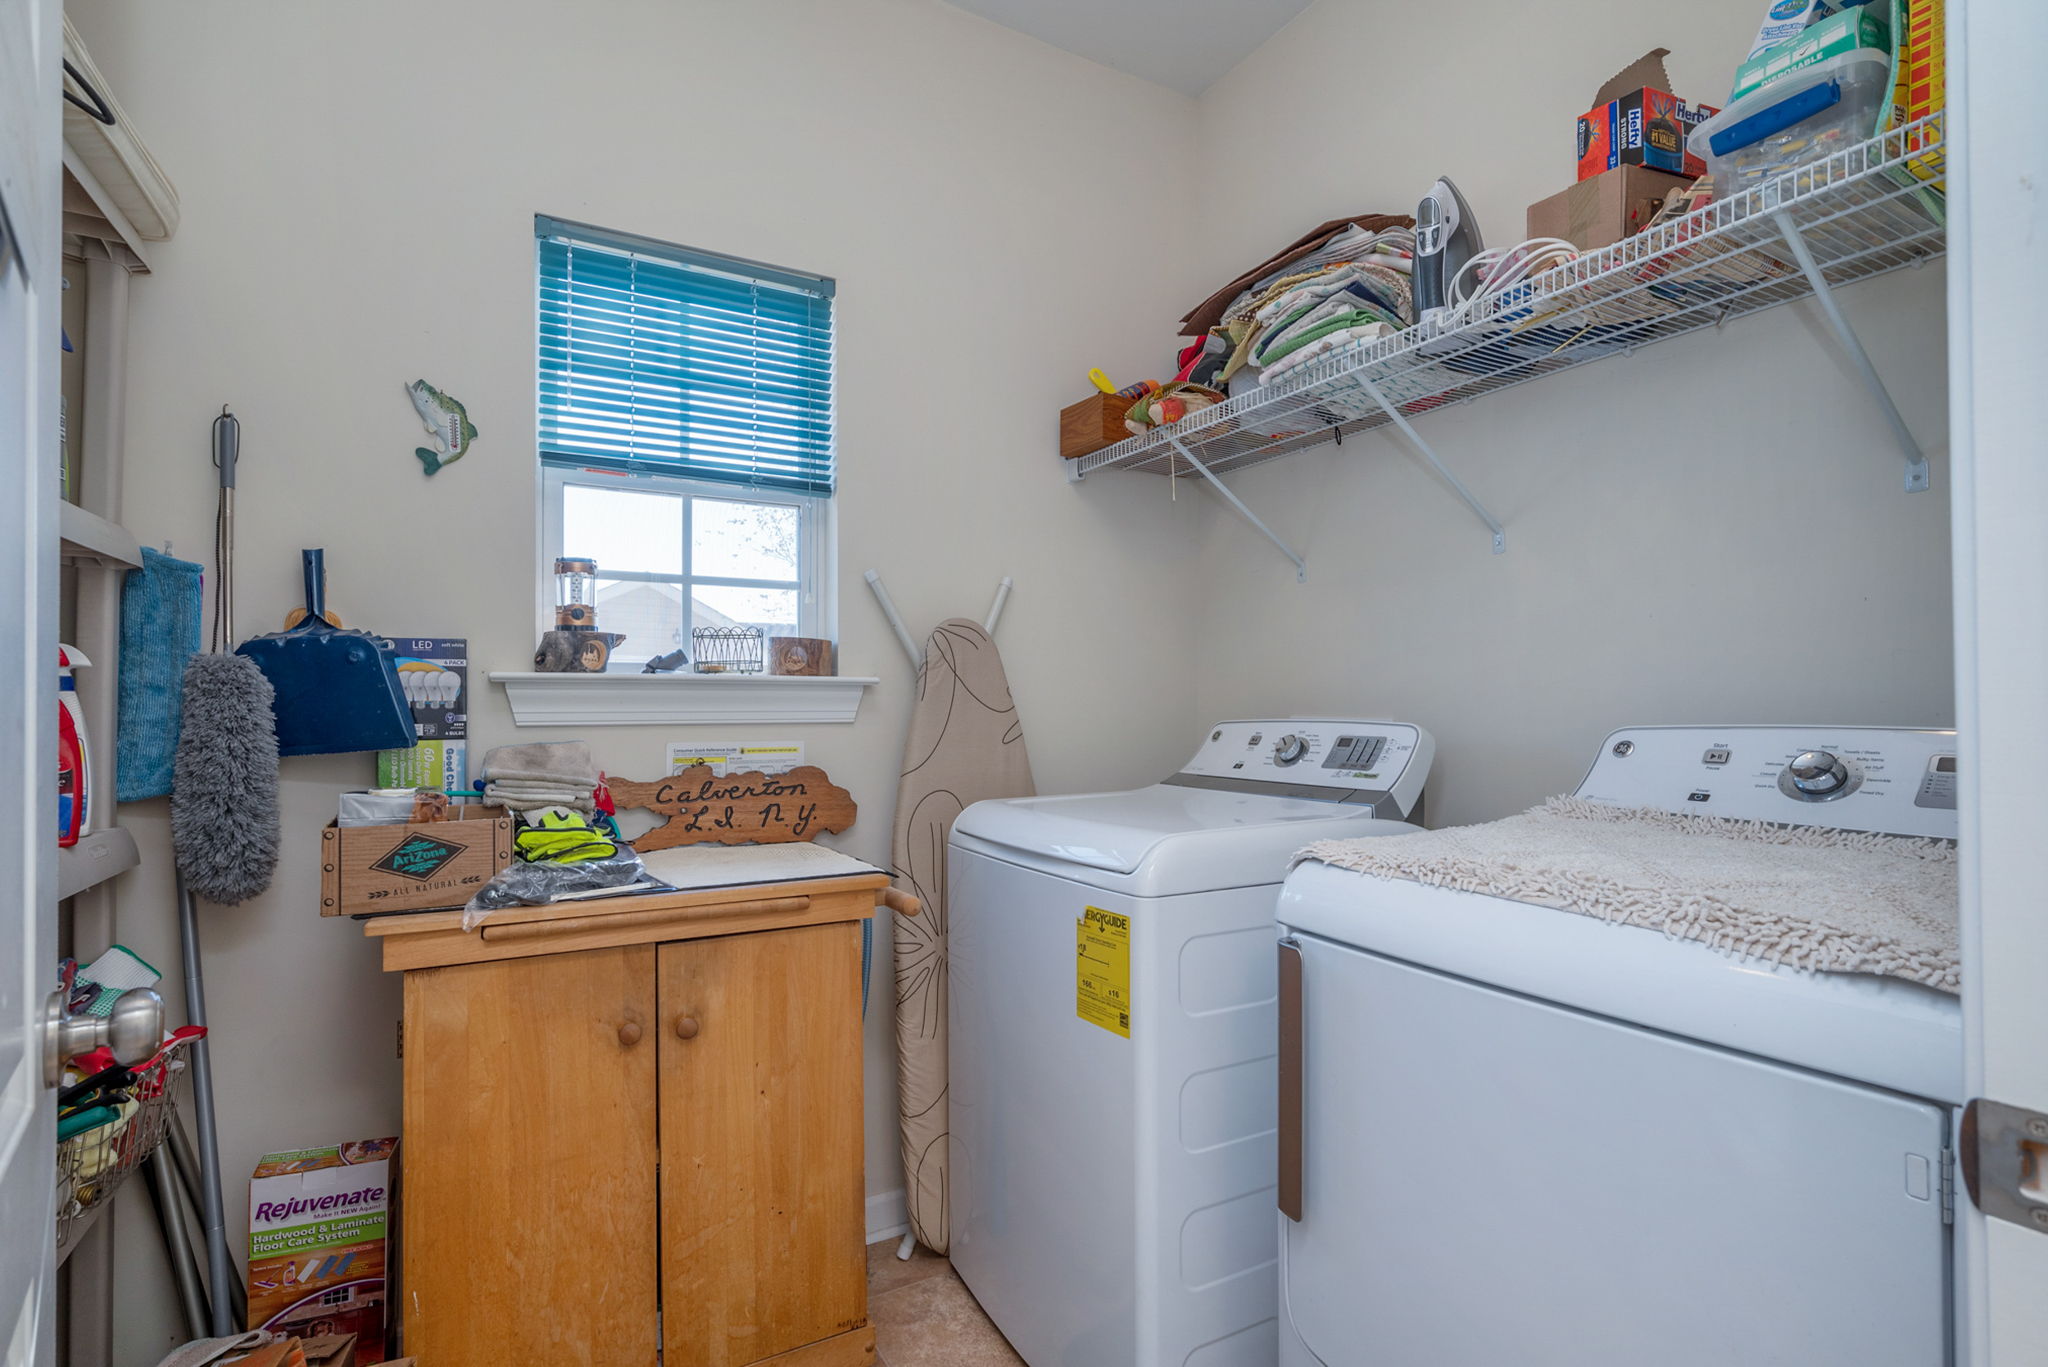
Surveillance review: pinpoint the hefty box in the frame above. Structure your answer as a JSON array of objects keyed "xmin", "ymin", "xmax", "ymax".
[
  {"xmin": 247, "ymin": 1139, "xmax": 397, "ymax": 1363},
  {"xmin": 1575, "ymin": 49, "xmax": 1717, "ymax": 181}
]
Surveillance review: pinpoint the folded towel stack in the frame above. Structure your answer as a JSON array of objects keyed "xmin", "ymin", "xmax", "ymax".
[
  {"xmin": 1177, "ymin": 218, "xmax": 1419, "ymax": 397},
  {"xmin": 480, "ymin": 740, "xmax": 602, "ymax": 816}
]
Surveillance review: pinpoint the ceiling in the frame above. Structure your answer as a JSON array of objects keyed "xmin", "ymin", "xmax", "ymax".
[{"xmin": 944, "ymin": 0, "xmax": 1314, "ymax": 97}]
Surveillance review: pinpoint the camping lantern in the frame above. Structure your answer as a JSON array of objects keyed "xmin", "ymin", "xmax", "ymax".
[{"xmin": 555, "ymin": 557, "xmax": 598, "ymax": 630}]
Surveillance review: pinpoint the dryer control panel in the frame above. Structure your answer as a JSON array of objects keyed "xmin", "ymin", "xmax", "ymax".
[
  {"xmin": 1577, "ymin": 725, "xmax": 1958, "ymax": 839},
  {"xmin": 1173, "ymin": 720, "xmax": 1435, "ymax": 820}
]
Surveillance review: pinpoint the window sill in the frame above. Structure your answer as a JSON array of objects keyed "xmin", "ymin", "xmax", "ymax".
[{"xmin": 488, "ymin": 671, "xmax": 879, "ymax": 727}]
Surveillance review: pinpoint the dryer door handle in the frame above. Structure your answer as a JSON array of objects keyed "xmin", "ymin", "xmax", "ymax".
[{"xmin": 1278, "ymin": 937, "xmax": 1304, "ymax": 1222}]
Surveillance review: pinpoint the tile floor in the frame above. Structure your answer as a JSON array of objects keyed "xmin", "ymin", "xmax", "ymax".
[{"xmin": 867, "ymin": 1238, "xmax": 1025, "ymax": 1366}]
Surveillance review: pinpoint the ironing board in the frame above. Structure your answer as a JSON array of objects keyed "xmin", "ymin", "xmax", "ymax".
[{"xmin": 891, "ymin": 619, "xmax": 1033, "ymax": 1253}]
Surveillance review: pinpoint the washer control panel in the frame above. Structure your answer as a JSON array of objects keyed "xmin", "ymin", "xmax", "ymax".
[
  {"xmin": 1179, "ymin": 720, "xmax": 1430, "ymax": 794},
  {"xmin": 1577, "ymin": 726, "xmax": 1958, "ymax": 839}
]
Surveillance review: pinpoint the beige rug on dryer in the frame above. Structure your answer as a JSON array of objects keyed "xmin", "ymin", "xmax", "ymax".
[
  {"xmin": 1295, "ymin": 795, "xmax": 1959, "ymax": 992},
  {"xmin": 892, "ymin": 619, "xmax": 1033, "ymax": 1253}
]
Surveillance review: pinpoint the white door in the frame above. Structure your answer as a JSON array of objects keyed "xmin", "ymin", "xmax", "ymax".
[
  {"xmin": 0, "ymin": 0, "xmax": 63, "ymax": 1362},
  {"xmin": 1948, "ymin": 1, "xmax": 2048, "ymax": 1361},
  {"xmin": 1280, "ymin": 934, "xmax": 1951, "ymax": 1367}
]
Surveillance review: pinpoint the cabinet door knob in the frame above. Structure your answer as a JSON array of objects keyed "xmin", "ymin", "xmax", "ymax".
[
  {"xmin": 675, "ymin": 1015, "xmax": 701, "ymax": 1040},
  {"xmin": 617, "ymin": 1021, "xmax": 643, "ymax": 1047}
]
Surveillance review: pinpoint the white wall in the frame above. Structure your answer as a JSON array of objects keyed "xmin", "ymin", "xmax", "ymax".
[
  {"xmin": 1184, "ymin": 0, "xmax": 1954, "ymax": 828},
  {"xmin": 62, "ymin": 2, "xmax": 1203, "ymax": 1359}
]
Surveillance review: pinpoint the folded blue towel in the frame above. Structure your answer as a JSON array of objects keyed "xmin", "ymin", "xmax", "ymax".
[{"xmin": 118, "ymin": 547, "xmax": 203, "ymax": 801}]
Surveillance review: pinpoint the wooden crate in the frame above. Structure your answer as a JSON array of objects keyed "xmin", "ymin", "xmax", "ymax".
[
  {"xmin": 1060, "ymin": 392, "xmax": 1128, "ymax": 460},
  {"xmin": 320, "ymin": 806, "xmax": 513, "ymax": 917}
]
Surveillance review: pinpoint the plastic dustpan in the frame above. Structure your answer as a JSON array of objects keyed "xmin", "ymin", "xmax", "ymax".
[{"xmin": 236, "ymin": 549, "xmax": 418, "ymax": 757}]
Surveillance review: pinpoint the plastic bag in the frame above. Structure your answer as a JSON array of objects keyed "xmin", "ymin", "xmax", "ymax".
[{"xmin": 462, "ymin": 845, "xmax": 647, "ymax": 931}]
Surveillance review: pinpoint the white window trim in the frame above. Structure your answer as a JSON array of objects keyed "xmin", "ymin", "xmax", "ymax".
[{"xmin": 539, "ymin": 463, "xmax": 832, "ymax": 669}]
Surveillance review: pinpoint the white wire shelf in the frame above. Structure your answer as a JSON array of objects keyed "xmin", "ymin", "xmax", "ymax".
[{"xmin": 1071, "ymin": 115, "xmax": 1945, "ymax": 504}]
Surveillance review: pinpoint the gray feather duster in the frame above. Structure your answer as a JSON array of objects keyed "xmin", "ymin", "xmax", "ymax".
[{"xmin": 171, "ymin": 653, "xmax": 281, "ymax": 904}]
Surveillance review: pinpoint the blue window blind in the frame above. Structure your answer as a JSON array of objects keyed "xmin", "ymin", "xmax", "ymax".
[{"xmin": 537, "ymin": 217, "xmax": 835, "ymax": 496}]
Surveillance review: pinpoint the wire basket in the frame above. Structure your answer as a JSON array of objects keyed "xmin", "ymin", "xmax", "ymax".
[
  {"xmin": 691, "ymin": 626, "xmax": 765, "ymax": 675},
  {"xmin": 55, "ymin": 1036, "xmax": 192, "ymax": 1246}
]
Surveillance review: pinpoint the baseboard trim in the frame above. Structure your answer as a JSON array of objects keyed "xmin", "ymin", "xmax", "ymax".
[{"xmin": 865, "ymin": 1188, "xmax": 909, "ymax": 1245}]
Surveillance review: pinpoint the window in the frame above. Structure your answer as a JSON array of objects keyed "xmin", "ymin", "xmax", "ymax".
[{"xmin": 536, "ymin": 218, "xmax": 833, "ymax": 669}]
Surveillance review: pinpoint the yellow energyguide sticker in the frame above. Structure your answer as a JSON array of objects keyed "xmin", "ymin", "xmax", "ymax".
[{"xmin": 1077, "ymin": 906, "xmax": 1132, "ymax": 1038}]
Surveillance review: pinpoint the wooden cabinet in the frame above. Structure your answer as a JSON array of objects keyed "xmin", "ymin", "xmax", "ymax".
[{"xmin": 371, "ymin": 876, "xmax": 888, "ymax": 1367}]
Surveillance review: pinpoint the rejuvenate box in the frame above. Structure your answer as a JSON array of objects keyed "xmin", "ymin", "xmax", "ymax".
[{"xmin": 247, "ymin": 1139, "xmax": 397, "ymax": 1363}]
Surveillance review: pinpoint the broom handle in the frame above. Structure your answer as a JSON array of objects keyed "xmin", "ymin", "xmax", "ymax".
[
  {"xmin": 212, "ymin": 408, "xmax": 238, "ymax": 648},
  {"xmin": 179, "ymin": 873, "xmax": 238, "ymax": 1334},
  {"xmin": 301, "ymin": 548, "xmax": 326, "ymax": 625}
]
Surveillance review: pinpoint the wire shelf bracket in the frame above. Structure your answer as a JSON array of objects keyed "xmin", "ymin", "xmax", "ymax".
[
  {"xmin": 1166, "ymin": 436, "xmax": 1308, "ymax": 582},
  {"xmin": 1771, "ymin": 209, "xmax": 1931, "ymax": 492},
  {"xmin": 1355, "ymin": 375, "xmax": 1507, "ymax": 554}
]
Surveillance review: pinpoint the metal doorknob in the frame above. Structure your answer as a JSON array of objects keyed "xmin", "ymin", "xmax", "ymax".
[
  {"xmin": 43, "ymin": 987, "xmax": 164, "ymax": 1088},
  {"xmin": 675, "ymin": 1015, "xmax": 701, "ymax": 1040}
]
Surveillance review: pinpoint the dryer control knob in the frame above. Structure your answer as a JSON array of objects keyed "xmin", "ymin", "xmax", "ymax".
[
  {"xmin": 1273, "ymin": 735, "xmax": 1308, "ymax": 766},
  {"xmin": 1786, "ymin": 751, "xmax": 1850, "ymax": 796}
]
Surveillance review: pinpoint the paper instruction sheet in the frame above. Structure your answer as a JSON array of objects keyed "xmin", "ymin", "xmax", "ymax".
[{"xmin": 666, "ymin": 741, "xmax": 806, "ymax": 777}]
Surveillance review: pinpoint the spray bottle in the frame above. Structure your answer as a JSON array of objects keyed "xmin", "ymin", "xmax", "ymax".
[{"xmin": 58, "ymin": 645, "xmax": 93, "ymax": 846}]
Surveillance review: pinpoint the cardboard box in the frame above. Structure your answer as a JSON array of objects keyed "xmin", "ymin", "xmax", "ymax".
[
  {"xmin": 1734, "ymin": 4, "xmax": 1889, "ymax": 98},
  {"xmin": 378, "ymin": 637, "xmax": 467, "ymax": 791},
  {"xmin": 1529, "ymin": 165, "xmax": 1697, "ymax": 251},
  {"xmin": 1575, "ymin": 49, "xmax": 1717, "ymax": 181},
  {"xmin": 300, "ymin": 1335, "xmax": 358, "ymax": 1367},
  {"xmin": 247, "ymin": 1140, "xmax": 397, "ymax": 1364},
  {"xmin": 1060, "ymin": 392, "xmax": 1128, "ymax": 460},
  {"xmin": 319, "ymin": 805, "xmax": 513, "ymax": 916}
]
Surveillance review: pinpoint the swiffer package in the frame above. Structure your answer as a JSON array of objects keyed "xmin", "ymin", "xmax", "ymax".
[{"xmin": 247, "ymin": 1138, "xmax": 397, "ymax": 1362}]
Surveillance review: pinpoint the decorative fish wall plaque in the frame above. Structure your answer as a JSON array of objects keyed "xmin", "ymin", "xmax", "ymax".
[{"xmin": 406, "ymin": 379, "xmax": 478, "ymax": 476}]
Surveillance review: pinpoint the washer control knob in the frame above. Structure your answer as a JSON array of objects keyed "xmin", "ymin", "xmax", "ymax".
[
  {"xmin": 1787, "ymin": 751, "xmax": 1850, "ymax": 796},
  {"xmin": 1273, "ymin": 734, "xmax": 1308, "ymax": 766}
]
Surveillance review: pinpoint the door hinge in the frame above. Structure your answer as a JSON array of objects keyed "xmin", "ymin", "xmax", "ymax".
[
  {"xmin": 1960, "ymin": 1097, "xmax": 2048, "ymax": 1234},
  {"xmin": 1939, "ymin": 1147, "xmax": 1956, "ymax": 1225},
  {"xmin": 396, "ymin": 1020, "xmax": 403, "ymax": 1059}
]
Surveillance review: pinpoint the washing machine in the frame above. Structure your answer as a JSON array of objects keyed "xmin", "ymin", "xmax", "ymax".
[
  {"xmin": 1275, "ymin": 725, "xmax": 1962, "ymax": 1367},
  {"xmin": 948, "ymin": 719, "xmax": 1435, "ymax": 1367}
]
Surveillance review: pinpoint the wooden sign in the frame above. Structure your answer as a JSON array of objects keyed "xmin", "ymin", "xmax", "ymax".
[{"xmin": 609, "ymin": 766, "xmax": 857, "ymax": 851}]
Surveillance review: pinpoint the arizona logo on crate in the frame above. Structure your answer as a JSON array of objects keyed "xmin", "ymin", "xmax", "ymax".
[
  {"xmin": 321, "ymin": 806, "xmax": 513, "ymax": 917},
  {"xmin": 371, "ymin": 832, "xmax": 467, "ymax": 882}
]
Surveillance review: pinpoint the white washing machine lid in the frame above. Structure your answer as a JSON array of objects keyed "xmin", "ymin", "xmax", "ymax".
[
  {"xmin": 951, "ymin": 786, "xmax": 1418, "ymax": 897},
  {"xmin": 1279, "ymin": 859, "xmax": 1963, "ymax": 1103}
]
